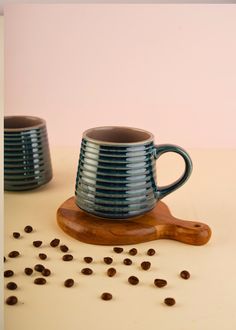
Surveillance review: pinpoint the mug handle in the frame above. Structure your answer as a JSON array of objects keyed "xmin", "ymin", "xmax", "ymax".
[{"xmin": 153, "ymin": 144, "xmax": 193, "ymax": 200}]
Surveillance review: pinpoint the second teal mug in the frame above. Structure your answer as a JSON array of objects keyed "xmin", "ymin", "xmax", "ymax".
[{"xmin": 75, "ymin": 126, "xmax": 192, "ymax": 219}]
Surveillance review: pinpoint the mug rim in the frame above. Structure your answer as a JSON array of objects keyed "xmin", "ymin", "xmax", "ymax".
[
  {"xmin": 4, "ymin": 116, "xmax": 46, "ymax": 132},
  {"xmin": 83, "ymin": 126, "xmax": 154, "ymax": 146}
]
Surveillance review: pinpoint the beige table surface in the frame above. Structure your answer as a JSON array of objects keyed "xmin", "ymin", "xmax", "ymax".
[{"xmin": 4, "ymin": 148, "xmax": 236, "ymax": 330}]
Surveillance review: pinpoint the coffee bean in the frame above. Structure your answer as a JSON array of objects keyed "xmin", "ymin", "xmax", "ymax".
[
  {"xmin": 8, "ymin": 251, "xmax": 20, "ymax": 258},
  {"xmin": 180, "ymin": 270, "xmax": 190, "ymax": 280},
  {"xmin": 42, "ymin": 268, "xmax": 51, "ymax": 277},
  {"xmin": 154, "ymin": 279, "xmax": 167, "ymax": 288},
  {"xmin": 113, "ymin": 247, "xmax": 123, "ymax": 254},
  {"xmin": 24, "ymin": 225, "xmax": 33, "ymax": 233},
  {"xmin": 4, "ymin": 270, "xmax": 14, "ymax": 278},
  {"xmin": 164, "ymin": 297, "xmax": 176, "ymax": 306},
  {"xmin": 13, "ymin": 232, "xmax": 20, "ymax": 239},
  {"xmin": 64, "ymin": 279, "xmax": 74, "ymax": 287},
  {"xmin": 141, "ymin": 261, "xmax": 151, "ymax": 270},
  {"xmin": 84, "ymin": 257, "xmax": 93, "ymax": 263},
  {"xmin": 33, "ymin": 241, "xmax": 42, "ymax": 247},
  {"xmin": 60, "ymin": 245, "xmax": 69, "ymax": 252},
  {"xmin": 147, "ymin": 248, "xmax": 156, "ymax": 256},
  {"xmin": 62, "ymin": 254, "xmax": 73, "ymax": 261},
  {"xmin": 101, "ymin": 292, "xmax": 112, "ymax": 301},
  {"xmin": 6, "ymin": 282, "xmax": 17, "ymax": 290},
  {"xmin": 107, "ymin": 268, "xmax": 116, "ymax": 277},
  {"xmin": 39, "ymin": 253, "xmax": 47, "ymax": 260},
  {"xmin": 128, "ymin": 276, "xmax": 139, "ymax": 285},
  {"xmin": 6, "ymin": 296, "xmax": 18, "ymax": 305},
  {"xmin": 129, "ymin": 248, "xmax": 137, "ymax": 256},
  {"xmin": 34, "ymin": 264, "xmax": 45, "ymax": 272},
  {"xmin": 123, "ymin": 258, "xmax": 132, "ymax": 265},
  {"xmin": 4, "ymin": 256, "xmax": 6, "ymax": 262},
  {"xmin": 81, "ymin": 268, "xmax": 93, "ymax": 275},
  {"xmin": 50, "ymin": 238, "xmax": 60, "ymax": 247},
  {"xmin": 24, "ymin": 267, "xmax": 33, "ymax": 275},
  {"xmin": 34, "ymin": 277, "xmax": 46, "ymax": 285},
  {"xmin": 104, "ymin": 257, "xmax": 113, "ymax": 265}
]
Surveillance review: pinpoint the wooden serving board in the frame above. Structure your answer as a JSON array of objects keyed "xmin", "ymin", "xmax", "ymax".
[{"xmin": 57, "ymin": 197, "xmax": 211, "ymax": 246}]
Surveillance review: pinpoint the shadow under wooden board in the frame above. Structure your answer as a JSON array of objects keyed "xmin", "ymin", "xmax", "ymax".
[{"xmin": 57, "ymin": 197, "xmax": 211, "ymax": 246}]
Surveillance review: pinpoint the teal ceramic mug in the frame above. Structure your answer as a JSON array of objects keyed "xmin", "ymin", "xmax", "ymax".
[{"xmin": 75, "ymin": 126, "xmax": 192, "ymax": 219}]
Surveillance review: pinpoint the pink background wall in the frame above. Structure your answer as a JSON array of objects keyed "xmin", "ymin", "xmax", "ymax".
[{"xmin": 4, "ymin": 4, "xmax": 236, "ymax": 147}]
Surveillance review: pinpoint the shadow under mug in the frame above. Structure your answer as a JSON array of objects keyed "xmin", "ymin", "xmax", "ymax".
[
  {"xmin": 75, "ymin": 126, "xmax": 193, "ymax": 219},
  {"xmin": 4, "ymin": 116, "xmax": 53, "ymax": 191}
]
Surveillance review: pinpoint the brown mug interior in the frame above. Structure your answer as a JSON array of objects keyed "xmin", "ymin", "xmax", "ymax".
[{"xmin": 4, "ymin": 116, "xmax": 46, "ymax": 132}]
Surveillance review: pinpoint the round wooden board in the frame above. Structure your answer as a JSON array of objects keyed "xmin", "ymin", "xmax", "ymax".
[{"xmin": 57, "ymin": 197, "xmax": 211, "ymax": 246}]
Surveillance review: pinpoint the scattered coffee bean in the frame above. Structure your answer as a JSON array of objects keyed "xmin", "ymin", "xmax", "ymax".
[
  {"xmin": 107, "ymin": 267, "xmax": 116, "ymax": 277},
  {"xmin": 180, "ymin": 270, "xmax": 190, "ymax": 280},
  {"xmin": 6, "ymin": 282, "xmax": 17, "ymax": 290},
  {"xmin": 39, "ymin": 253, "xmax": 47, "ymax": 260},
  {"xmin": 64, "ymin": 279, "xmax": 74, "ymax": 287},
  {"xmin": 4, "ymin": 256, "xmax": 6, "ymax": 262},
  {"xmin": 128, "ymin": 276, "xmax": 139, "ymax": 285},
  {"xmin": 60, "ymin": 245, "xmax": 69, "ymax": 252},
  {"xmin": 4, "ymin": 270, "xmax": 14, "ymax": 278},
  {"xmin": 50, "ymin": 238, "xmax": 60, "ymax": 247},
  {"xmin": 24, "ymin": 225, "xmax": 33, "ymax": 233},
  {"xmin": 104, "ymin": 257, "xmax": 113, "ymax": 265},
  {"xmin": 62, "ymin": 254, "xmax": 73, "ymax": 261},
  {"xmin": 42, "ymin": 268, "xmax": 51, "ymax": 277},
  {"xmin": 6, "ymin": 296, "xmax": 18, "ymax": 305},
  {"xmin": 154, "ymin": 279, "xmax": 167, "ymax": 288},
  {"xmin": 34, "ymin": 277, "xmax": 46, "ymax": 285},
  {"xmin": 8, "ymin": 251, "xmax": 20, "ymax": 258},
  {"xmin": 164, "ymin": 297, "xmax": 176, "ymax": 306},
  {"xmin": 84, "ymin": 257, "xmax": 93, "ymax": 263},
  {"xmin": 13, "ymin": 232, "xmax": 20, "ymax": 239},
  {"xmin": 34, "ymin": 264, "xmax": 45, "ymax": 272},
  {"xmin": 129, "ymin": 248, "xmax": 137, "ymax": 256},
  {"xmin": 33, "ymin": 240, "xmax": 42, "ymax": 247},
  {"xmin": 81, "ymin": 268, "xmax": 93, "ymax": 275},
  {"xmin": 24, "ymin": 267, "xmax": 33, "ymax": 275},
  {"xmin": 141, "ymin": 261, "xmax": 151, "ymax": 270},
  {"xmin": 123, "ymin": 258, "xmax": 132, "ymax": 265},
  {"xmin": 113, "ymin": 247, "xmax": 123, "ymax": 253},
  {"xmin": 101, "ymin": 292, "xmax": 112, "ymax": 301},
  {"xmin": 147, "ymin": 248, "xmax": 156, "ymax": 256}
]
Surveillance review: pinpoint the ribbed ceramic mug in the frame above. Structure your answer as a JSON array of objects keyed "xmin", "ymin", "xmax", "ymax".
[
  {"xmin": 75, "ymin": 126, "xmax": 192, "ymax": 219},
  {"xmin": 4, "ymin": 116, "xmax": 53, "ymax": 191}
]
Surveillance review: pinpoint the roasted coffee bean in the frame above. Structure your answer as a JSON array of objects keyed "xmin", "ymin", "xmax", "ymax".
[
  {"xmin": 141, "ymin": 261, "xmax": 151, "ymax": 270},
  {"xmin": 50, "ymin": 238, "xmax": 60, "ymax": 247},
  {"xmin": 34, "ymin": 264, "xmax": 45, "ymax": 272},
  {"xmin": 62, "ymin": 254, "xmax": 73, "ymax": 261},
  {"xmin": 129, "ymin": 248, "xmax": 137, "ymax": 256},
  {"xmin": 164, "ymin": 297, "xmax": 176, "ymax": 306},
  {"xmin": 42, "ymin": 268, "xmax": 51, "ymax": 277},
  {"xmin": 113, "ymin": 247, "xmax": 123, "ymax": 254},
  {"xmin": 84, "ymin": 257, "xmax": 93, "ymax": 263},
  {"xmin": 33, "ymin": 240, "xmax": 42, "ymax": 247},
  {"xmin": 4, "ymin": 256, "xmax": 6, "ymax": 262},
  {"xmin": 6, "ymin": 282, "xmax": 17, "ymax": 290},
  {"xmin": 6, "ymin": 296, "xmax": 18, "ymax": 305},
  {"xmin": 39, "ymin": 253, "xmax": 47, "ymax": 260},
  {"xmin": 64, "ymin": 279, "xmax": 74, "ymax": 287},
  {"xmin": 147, "ymin": 248, "xmax": 156, "ymax": 256},
  {"xmin": 81, "ymin": 268, "xmax": 93, "ymax": 275},
  {"xmin": 103, "ymin": 257, "xmax": 113, "ymax": 265},
  {"xmin": 107, "ymin": 267, "xmax": 116, "ymax": 277},
  {"xmin": 60, "ymin": 245, "xmax": 69, "ymax": 252},
  {"xmin": 4, "ymin": 270, "xmax": 14, "ymax": 278},
  {"xmin": 34, "ymin": 277, "xmax": 46, "ymax": 285},
  {"xmin": 13, "ymin": 232, "xmax": 20, "ymax": 239},
  {"xmin": 154, "ymin": 279, "xmax": 167, "ymax": 288},
  {"xmin": 128, "ymin": 276, "xmax": 139, "ymax": 285},
  {"xmin": 123, "ymin": 258, "xmax": 132, "ymax": 265},
  {"xmin": 24, "ymin": 225, "xmax": 33, "ymax": 233},
  {"xmin": 101, "ymin": 292, "xmax": 112, "ymax": 301},
  {"xmin": 8, "ymin": 251, "xmax": 20, "ymax": 258},
  {"xmin": 180, "ymin": 270, "xmax": 190, "ymax": 280},
  {"xmin": 24, "ymin": 267, "xmax": 33, "ymax": 275}
]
